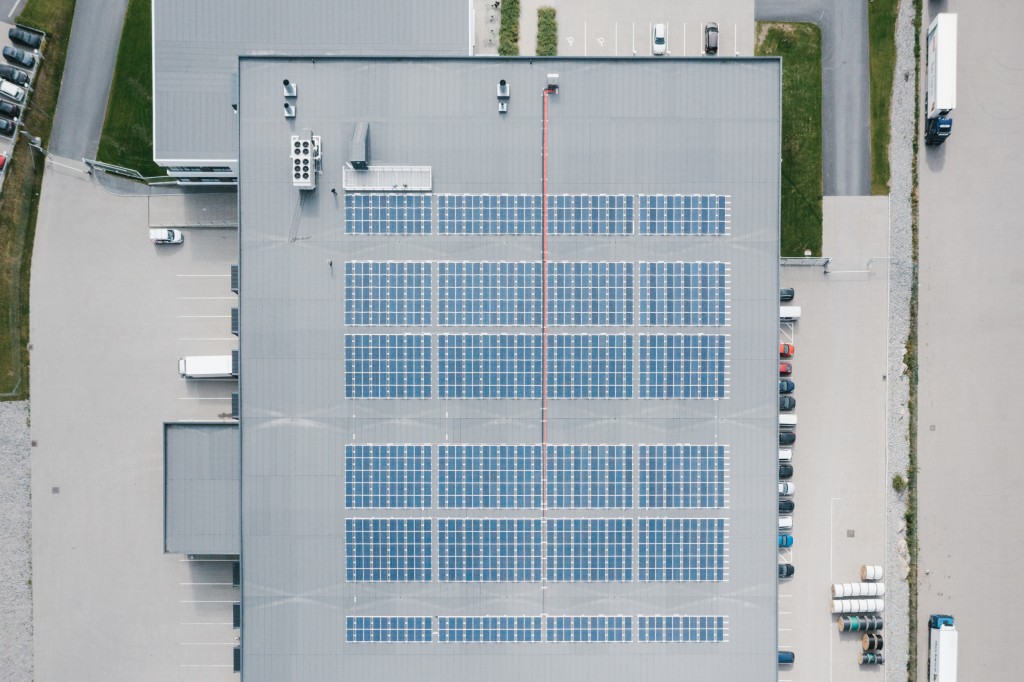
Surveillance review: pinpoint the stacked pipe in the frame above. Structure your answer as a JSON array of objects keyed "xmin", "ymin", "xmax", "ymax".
[
  {"xmin": 831, "ymin": 599, "xmax": 884, "ymax": 614},
  {"xmin": 861, "ymin": 565, "xmax": 884, "ymax": 581},
  {"xmin": 832, "ymin": 582, "xmax": 886, "ymax": 598},
  {"xmin": 859, "ymin": 652, "xmax": 885, "ymax": 665},
  {"xmin": 838, "ymin": 615, "xmax": 884, "ymax": 632}
]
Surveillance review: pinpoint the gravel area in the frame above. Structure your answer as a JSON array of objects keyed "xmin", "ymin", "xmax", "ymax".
[
  {"xmin": 0, "ymin": 400, "xmax": 32, "ymax": 682},
  {"xmin": 884, "ymin": 0, "xmax": 918, "ymax": 679}
]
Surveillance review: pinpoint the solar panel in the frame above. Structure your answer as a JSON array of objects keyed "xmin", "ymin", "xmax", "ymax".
[
  {"xmin": 344, "ymin": 334, "xmax": 431, "ymax": 399},
  {"xmin": 547, "ymin": 262, "xmax": 634, "ymax": 325},
  {"xmin": 345, "ymin": 193, "xmax": 432, "ymax": 234},
  {"xmin": 639, "ymin": 334, "xmax": 728, "ymax": 399},
  {"xmin": 638, "ymin": 615, "xmax": 727, "ymax": 642},
  {"xmin": 638, "ymin": 194, "xmax": 729, "ymax": 235},
  {"xmin": 438, "ymin": 518, "xmax": 542, "ymax": 582},
  {"xmin": 438, "ymin": 334, "xmax": 541, "ymax": 399},
  {"xmin": 546, "ymin": 518, "xmax": 633, "ymax": 581},
  {"xmin": 546, "ymin": 616, "xmax": 632, "ymax": 642},
  {"xmin": 437, "ymin": 262, "xmax": 542, "ymax": 325},
  {"xmin": 639, "ymin": 262, "xmax": 728, "ymax": 326},
  {"xmin": 345, "ymin": 445, "xmax": 431, "ymax": 509},
  {"xmin": 639, "ymin": 518, "xmax": 727, "ymax": 582},
  {"xmin": 345, "ymin": 261, "xmax": 431, "ymax": 326},
  {"xmin": 548, "ymin": 194, "xmax": 634, "ymax": 234},
  {"xmin": 345, "ymin": 518, "xmax": 432, "ymax": 582},
  {"xmin": 639, "ymin": 445, "xmax": 727, "ymax": 508},
  {"xmin": 438, "ymin": 616, "xmax": 543, "ymax": 643},
  {"xmin": 437, "ymin": 194, "xmax": 542, "ymax": 234},
  {"xmin": 438, "ymin": 445, "xmax": 541, "ymax": 508},
  {"xmin": 547, "ymin": 445, "xmax": 632, "ymax": 508},
  {"xmin": 346, "ymin": 616, "xmax": 433, "ymax": 643},
  {"xmin": 547, "ymin": 334, "xmax": 633, "ymax": 399}
]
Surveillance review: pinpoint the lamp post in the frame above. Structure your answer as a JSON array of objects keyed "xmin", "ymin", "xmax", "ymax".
[{"xmin": 19, "ymin": 130, "xmax": 43, "ymax": 170}]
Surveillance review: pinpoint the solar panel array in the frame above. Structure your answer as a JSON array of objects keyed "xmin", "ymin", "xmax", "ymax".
[
  {"xmin": 548, "ymin": 445, "xmax": 632, "ymax": 508},
  {"xmin": 638, "ymin": 194, "xmax": 729, "ymax": 235},
  {"xmin": 639, "ymin": 334, "xmax": 728, "ymax": 399},
  {"xmin": 437, "ymin": 445, "xmax": 542, "ymax": 508},
  {"xmin": 639, "ymin": 518, "xmax": 727, "ymax": 582},
  {"xmin": 639, "ymin": 262, "xmax": 728, "ymax": 326},
  {"xmin": 345, "ymin": 193, "xmax": 432, "ymax": 234},
  {"xmin": 547, "ymin": 616, "xmax": 632, "ymax": 642},
  {"xmin": 345, "ymin": 518, "xmax": 432, "ymax": 582},
  {"xmin": 638, "ymin": 616, "xmax": 727, "ymax": 643},
  {"xmin": 437, "ymin": 262, "xmax": 542, "ymax": 326},
  {"xmin": 347, "ymin": 616, "xmax": 432, "ymax": 643},
  {"xmin": 547, "ymin": 334, "xmax": 633, "ymax": 398},
  {"xmin": 437, "ymin": 518, "xmax": 542, "ymax": 582},
  {"xmin": 344, "ymin": 334, "xmax": 432, "ymax": 398},
  {"xmin": 438, "ymin": 616, "xmax": 543, "ymax": 642},
  {"xmin": 345, "ymin": 445, "xmax": 431, "ymax": 508},
  {"xmin": 548, "ymin": 194, "xmax": 634, "ymax": 234},
  {"xmin": 547, "ymin": 262, "xmax": 634, "ymax": 325},
  {"xmin": 639, "ymin": 445, "xmax": 727, "ymax": 508},
  {"xmin": 437, "ymin": 194, "xmax": 543, "ymax": 234},
  {"xmin": 438, "ymin": 334, "xmax": 542, "ymax": 399},
  {"xmin": 547, "ymin": 518, "xmax": 633, "ymax": 581},
  {"xmin": 345, "ymin": 261, "xmax": 431, "ymax": 325}
]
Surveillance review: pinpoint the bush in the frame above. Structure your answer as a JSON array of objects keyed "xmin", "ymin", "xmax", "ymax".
[
  {"xmin": 498, "ymin": 0, "xmax": 520, "ymax": 56},
  {"xmin": 537, "ymin": 7, "xmax": 558, "ymax": 56},
  {"xmin": 892, "ymin": 473, "xmax": 907, "ymax": 493}
]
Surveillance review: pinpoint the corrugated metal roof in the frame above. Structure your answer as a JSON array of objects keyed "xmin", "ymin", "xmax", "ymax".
[
  {"xmin": 152, "ymin": 0, "xmax": 471, "ymax": 164},
  {"xmin": 164, "ymin": 422, "xmax": 240, "ymax": 555},
  {"xmin": 237, "ymin": 57, "xmax": 781, "ymax": 681}
]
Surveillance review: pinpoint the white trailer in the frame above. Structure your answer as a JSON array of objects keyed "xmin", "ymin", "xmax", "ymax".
[
  {"xmin": 780, "ymin": 306, "xmax": 801, "ymax": 322},
  {"xmin": 925, "ymin": 14, "xmax": 957, "ymax": 144},
  {"xmin": 928, "ymin": 615, "xmax": 957, "ymax": 682},
  {"xmin": 178, "ymin": 355, "xmax": 235, "ymax": 379}
]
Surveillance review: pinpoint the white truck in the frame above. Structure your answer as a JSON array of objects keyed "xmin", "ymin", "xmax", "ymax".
[
  {"xmin": 928, "ymin": 615, "xmax": 957, "ymax": 682},
  {"xmin": 925, "ymin": 13, "xmax": 957, "ymax": 145},
  {"xmin": 178, "ymin": 355, "xmax": 235, "ymax": 379},
  {"xmin": 779, "ymin": 306, "xmax": 801, "ymax": 322}
]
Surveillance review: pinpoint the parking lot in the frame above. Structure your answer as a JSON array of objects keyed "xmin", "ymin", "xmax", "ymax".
[
  {"xmin": 0, "ymin": 21, "xmax": 44, "ymax": 191},
  {"xmin": 31, "ymin": 161, "xmax": 238, "ymax": 681},
  {"xmin": 778, "ymin": 197, "xmax": 891, "ymax": 682}
]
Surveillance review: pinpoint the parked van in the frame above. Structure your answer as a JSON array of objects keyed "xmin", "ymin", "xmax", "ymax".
[
  {"xmin": 0, "ymin": 79, "xmax": 25, "ymax": 102},
  {"xmin": 780, "ymin": 306, "xmax": 801, "ymax": 322},
  {"xmin": 778, "ymin": 449, "xmax": 792, "ymax": 462},
  {"xmin": 779, "ymin": 414, "xmax": 797, "ymax": 429}
]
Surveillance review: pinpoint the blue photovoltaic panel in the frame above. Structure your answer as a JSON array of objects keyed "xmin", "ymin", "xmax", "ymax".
[
  {"xmin": 638, "ymin": 615, "xmax": 726, "ymax": 643},
  {"xmin": 438, "ymin": 616, "xmax": 543, "ymax": 643},
  {"xmin": 438, "ymin": 445, "xmax": 541, "ymax": 508},
  {"xmin": 638, "ymin": 194, "xmax": 729, "ymax": 235},
  {"xmin": 546, "ymin": 518, "xmax": 633, "ymax": 581},
  {"xmin": 548, "ymin": 262, "xmax": 634, "ymax": 325},
  {"xmin": 639, "ymin": 518, "xmax": 726, "ymax": 582},
  {"xmin": 639, "ymin": 262, "xmax": 727, "ymax": 326},
  {"xmin": 345, "ymin": 518, "xmax": 432, "ymax": 582},
  {"xmin": 547, "ymin": 194, "xmax": 634, "ymax": 234},
  {"xmin": 345, "ymin": 334, "xmax": 431, "ymax": 399},
  {"xmin": 437, "ymin": 194, "xmax": 542, "ymax": 234},
  {"xmin": 346, "ymin": 616, "xmax": 433, "ymax": 643},
  {"xmin": 547, "ymin": 334, "xmax": 633, "ymax": 399},
  {"xmin": 639, "ymin": 445, "xmax": 726, "ymax": 509},
  {"xmin": 639, "ymin": 334, "xmax": 727, "ymax": 399},
  {"xmin": 438, "ymin": 334, "xmax": 541, "ymax": 398},
  {"xmin": 345, "ymin": 445, "xmax": 432, "ymax": 509},
  {"xmin": 438, "ymin": 518, "xmax": 542, "ymax": 582},
  {"xmin": 344, "ymin": 261, "xmax": 431, "ymax": 326},
  {"xmin": 345, "ymin": 193, "xmax": 432, "ymax": 234},
  {"xmin": 437, "ymin": 262, "xmax": 542, "ymax": 325},
  {"xmin": 546, "ymin": 616, "xmax": 632, "ymax": 642},
  {"xmin": 547, "ymin": 445, "xmax": 632, "ymax": 508}
]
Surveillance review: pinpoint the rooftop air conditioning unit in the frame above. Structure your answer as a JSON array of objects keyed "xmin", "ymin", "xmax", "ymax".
[{"xmin": 291, "ymin": 131, "xmax": 321, "ymax": 190}]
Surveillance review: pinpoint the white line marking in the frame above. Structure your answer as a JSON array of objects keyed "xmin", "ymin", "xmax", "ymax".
[
  {"xmin": 178, "ymin": 397, "xmax": 233, "ymax": 401},
  {"xmin": 180, "ymin": 664, "xmax": 234, "ymax": 668},
  {"xmin": 179, "ymin": 600, "xmax": 237, "ymax": 603},
  {"xmin": 177, "ymin": 337, "xmax": 237, "ymax": 341},
  {"xmin": 179, "ymin": 582, "xmax": 234, "ymax": 586},
  {"xmin": 177, "ymin": 296, "xmax": 236, "ymax": 300},
  {"xmin": 181, "ymin": 642, "xmax": 238, "ymax": 645},
  {"xmin": 179, "ymin": 558, "xmax": 235, "ymax": 562},
  {"xmin": 177, "ymin": 315, "xmax": 230, "ymax": 319},
  {"xmin": 8, "ymin": 0, "xmax": 23, "ymax": 18},
  {"xmin": 180, "ymin": 622, "xmax": 234, "ymax": 626},
  {"xmin": 177, "ymin": 274, "xmax": 230, "ymax": 278}
]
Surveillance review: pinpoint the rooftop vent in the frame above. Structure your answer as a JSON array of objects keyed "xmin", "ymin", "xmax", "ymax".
[
  {"xmin": 282, "ymin": 79, "xmax": 297, "ymax": 97},
  {"xmin": 283, "ymin": 102, "xmax": 295, "ymax": 118},
  {"xmin": 498, "ymin": 101, "xmax": 508, "ymax": 114},
  {"xmin": 290, "ymin": 131, "xmax": 321, "ymax": 190},
  {"xmin": 547, "ymin": 73, "xmax": 560, "ymax": 92},
  {"xmin": 496, "ymin": 79, "xmax": 510, "ymax": 99},
  {"xmin": 350, "ymin": 122, "xmax": 369, "ymax": 170}
]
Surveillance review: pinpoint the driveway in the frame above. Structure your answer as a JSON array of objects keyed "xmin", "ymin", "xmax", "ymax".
[{"xmin": 757, "ymin": 0, "xmax": 870, "ymax": 196}]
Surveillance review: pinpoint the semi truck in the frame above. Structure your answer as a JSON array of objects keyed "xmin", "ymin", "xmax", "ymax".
[
  {"xmin": 928, "ymin": 615, "xmax": 957, "ymax": 682},
  {"xmin": 178, "ymin": 355, "xmax": 235, "ymax": 379},
  {"xmin": 925, "ymin": 14, "xmax": 957, "ymax": 145}
]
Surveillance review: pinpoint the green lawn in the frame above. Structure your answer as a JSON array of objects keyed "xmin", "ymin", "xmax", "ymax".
[
  {"xmin": 96, "ymin": 0, "xmax": 162, "ymax": 177},
  {"xmin": 869, "ymin": 0, "xmax": 899, "ymax": 194},
  {"xmin": 498, "ymin": 0, "xmax": 520, "ymax": 56},
  {"xmin": 756, "ymin": 22, "xmax": 823, "ymax": 257},
  {"xmin": 537, "ymin": 7, "xmax": 557, "ymax": 57}
]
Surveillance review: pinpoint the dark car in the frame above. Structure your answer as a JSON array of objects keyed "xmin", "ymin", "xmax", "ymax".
[
  {"xmin": 779, "ymin": 499, "xmax": 795, "ymax": 513},
  {"xmin": 779, "ymin": 431, "xmax": 796, "ymax": 446},
  {"xmin": 2, "ymin": 46, "xmax": 34, "ymax": 69},
  {"xmin": 779, "ymin": 362, "xmax": 793, "ymax": 376},
  {"xmin": 779, "ymin": 464, "xmax": 794, "ymax": 479},
  {"xmin": 779, "ymin": 379, "xmax": 795, "ymax": 394},
  {"xmin": 778, "ymin": 563, "xmax": 794, "ymax": 578},
  {"xmin": 9, "ymin": 28, "xmax": 42, "ymax": 49},
  {"xmin": 780, "ymin": 287, "xmax": 795, "ymax": 302},
  {"xmin": 779, "ymin": 396, "xmax": 796, "ymax": 411},
  {"xmin": 0, "ymin": 99, "xmax": 21, "ymax": 120},
  {"xmin": 0, "ymin": 117, "xmax": 15, "ymax": 137},
  {"xmin": 704, "ymin": 22, "xmax": 719, "ymax": 55},
  {"xmin": 0, "ymin": 64, "xmax": 29, "ymax": 85}
]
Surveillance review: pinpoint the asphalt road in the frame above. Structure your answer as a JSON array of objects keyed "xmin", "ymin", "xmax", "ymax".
[
  {"xmin": 47, "ymin": 0, "xmax": 128, "ymax": 160},
  {"xmin": 757, "ymin": 0, "xmax": 871, "ymax": 196}
]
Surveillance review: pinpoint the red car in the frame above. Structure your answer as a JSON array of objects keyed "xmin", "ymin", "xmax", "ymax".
[
  {"xmin": 779, "ymin": 362, "xmax": 792, "ymax": 376},
  {"xmin": 779, "ymin": 343, "xmax": 795, "ymax": 357},
  {"xmin": 0, "ymin": 153, "xmax": 7, "ymax": 172}
]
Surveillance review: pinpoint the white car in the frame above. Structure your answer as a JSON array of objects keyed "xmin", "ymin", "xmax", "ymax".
[
  {"xmin": 779, "ymin": 482, "xmax": 795, "ymax": 496},
  {"xmin": 150, "ymin": 228, "xmax": 184, "ymax": 244},
  {"xmin": 778, "ymin": 515, "xmax": 793, "ymax": 530},
  {"xmin": 652, "ymin": 24, "xmax": 666, "ymax": 56},
  {"xmin": 778, "ymin": 449, "xmax": 793, "ymax": 462}
]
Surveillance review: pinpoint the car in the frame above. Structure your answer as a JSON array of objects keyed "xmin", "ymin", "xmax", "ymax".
[
  {"xmin": 149, "ymin": 228, "xmax": 184, "ymax": 244},
  {"xmin": 778, "ymin": 515, "xmax": 793, "ymax": 530},
  {"xmin": 0, "ymin": 100, "xmax": 21, "ymax": 119},
  {"xmin": 779, "ymin": 464, "xmax": 794, "ymax": 479},
  {"xmin": 778, "ymin": 533, "xmax": 793, "ymax": 548},
  {"xmin": 778, "ymin": 448, "xmax": 792, "ymax": 462},
  {"xmin": 2, "ymin": 46, "xmax": 34, "ymax": 69},
  {"xmin": 779, "ymin": 431, "xmax": 796, "ymax": 446},
  {"xmin": 779, "ymin": 499, "xmax": 795, "ymax": 513},
  {"xmin": 778, "ymin": 563, "xmax": 794, "ymax": 578},
  {"xmin": 704, "ymin": 22, "xmax": 719, "ymax": 55},
  {"xmin": 779, "ymin": 482, "xmax": 795, "ymax": 496},
  {"xmin": 0, "ymin": 117, "xmax": 15, "ymax": 137},
  {"xmin": 779, "ymin": 343, "xmax": 795, "ymax": 357},
  {"xmin": 780, "ymin": 287, "xmax": 795, "ymax": 302},
  {"xmin": 779, "ymin": 379, "xmax": 794, "ymax": 394},
  {"xmin": 0, "ymin": 152, "xmax": 6, "ymax": 172},
  {"xmin": 779, "ymin": 362, "xmax": 792, "ymax": 376},
  {"xmin": 0, "ymin": 64, "xmax": 29, "ymax": 85},
  {"xmin": 778, "ymin": 650, "xmax": 796, "ymax": 664},
  {"xmin": 0, "ymin": 79, "xmax": 25, "ymax": 102},
  {"xmin": 779, "ymin": 395, "xmax": 796, "ymax": 411},
  {"xmin": 652, "ymin": 23, "xmax": 666, "ymax": 56},
  {"xmin": 9, "ymin": 28, "xmax": 42, "ymax": 50}
]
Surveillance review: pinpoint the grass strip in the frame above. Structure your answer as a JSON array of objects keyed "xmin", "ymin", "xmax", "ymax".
[
  {"xmin": 498, "ymin": 0, "xmax": 520, "ymax": 56},
  {"xmin": 869, "ymin": 0, "xmax": 900, "ymax": 194},
  {"xmin": 537, "ymin": 7, "xmax": 557, "ymax": 57},
  {"xmin": 755, "ymin": 22, "xmax": 823, "ymax": 256}
]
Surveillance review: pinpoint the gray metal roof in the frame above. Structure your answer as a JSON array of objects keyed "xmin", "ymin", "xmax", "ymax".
[
  {"xmin": 151, "ymin": 0, "xmax": 472, "ymax": 164},
  {"xmin": 164, "ymin": 422, "xmax": 240, "ymax": 555},
  {"xmin": 237, "ymin": 57, "xmax": 781, "ymax": 681}
]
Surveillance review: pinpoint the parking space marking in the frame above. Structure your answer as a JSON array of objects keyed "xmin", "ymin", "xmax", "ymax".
[
  {"xmin": 177, "ymin": 296, "xmax": 236, "ymax": 300},
  {"xmin": 178, "ymin": 337, "xmax": 236, "ymax": 341},
  {"xmin": 8, "ymin": 0, "xmax": 23, "ymax": 18},
  {"xmin": 177, "ymin": 274, "xmax": 230, "ymax": 278},
  {"xmin": 181, "ymin": 622, "xmax": 233, "ymax": 626}
]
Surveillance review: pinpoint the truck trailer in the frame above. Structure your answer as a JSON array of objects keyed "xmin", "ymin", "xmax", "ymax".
[
  {"xmin": 178, "ymin": 355, "xmax": 235, "ymax": 379},
  {"xmin": 928, "ymin": 614, "xmax": 957, "ymax": 682},
  {"xmin": 925, "ymin": 14, "xmax": 957, "ymax": 145}
]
